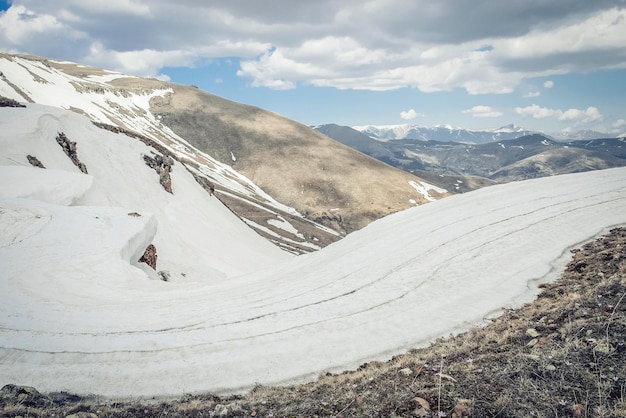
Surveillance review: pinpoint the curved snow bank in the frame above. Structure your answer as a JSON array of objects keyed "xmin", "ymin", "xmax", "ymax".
[
  {"xmin": 1, "ymin": 168, "xmax": 626, "ymax": 398},
  {"xmin": 0, "ymin": 195, "xmax": 158, "ymax": 333}
]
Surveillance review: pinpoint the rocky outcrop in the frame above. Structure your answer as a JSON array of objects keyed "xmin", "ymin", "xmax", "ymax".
[
  {"xmin": 0, "ymin": 384, "xmax": 49, "ymax": 408},
  {"xmin": 56, "ymin": 132, "xmax": 88, "ymax": 174},
  {"xmin": 138, "ymin": 244, "xmax": 157, "ymax": 269},
  {"xmin": 0, "ymin": 95, "xmax": 26, "ymax": 107},
  {"xmin": 27, "ymin": 154, "xmax": 46, "ymax": 168},
  {"xmin": 143, "ymin": 153, "xmax": 173, "ymax": 193}
]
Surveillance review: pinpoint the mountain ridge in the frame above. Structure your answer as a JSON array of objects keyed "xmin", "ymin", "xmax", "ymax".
[
  {"xmin": 315, "ymin": 124, "xmax": 626, "ymax": 186},
  {"xmin": 0, "ymin": 53, "xmax": 449, "ymax": 248}
]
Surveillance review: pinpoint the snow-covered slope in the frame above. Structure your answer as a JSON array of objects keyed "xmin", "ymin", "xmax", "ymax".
[
  {"xmin": 0, "ymin": 104, "xmax": 292, "ymax": 282},
  {"xmin": 0, "ymin": 53, "xmax": 445, "ymax": 244},
  {"xmin": 2, "ymin": 102, "xmax": 625, "ymax": 398},
  {"xmin": 0, "ymin": 53, "xmax": 342, "ymax": 253}
]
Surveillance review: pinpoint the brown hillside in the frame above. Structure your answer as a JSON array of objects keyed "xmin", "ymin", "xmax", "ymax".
[{"xmin": 152, "ymin": 86, "xmax": 448, "ymax": 233}]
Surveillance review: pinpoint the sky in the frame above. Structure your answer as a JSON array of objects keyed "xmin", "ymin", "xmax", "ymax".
[{"xmin": 0, "ymin": 0, "xmax": 625, "ymax": 134}]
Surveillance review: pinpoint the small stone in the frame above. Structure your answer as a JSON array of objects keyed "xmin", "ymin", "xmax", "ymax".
[
  {"xmin": 526, "ymin": 328, "xmax": 540, "ymax": 338},
  {"xmin": 412, "ymin": 397, "xmax": 430, "ymax": 417},
  {"xmin": 452, "ymin": 399, "xmax": 473, "ymax": 417},
  {"xmin": 399, "ymin": 367, "xmax": 412, "ymax": 375},
  {"xmin": 213, "ymin": 404, "xmax": 229, "ymax": 417},
  {"xmin": 545, "ymin": 364, "xmax": 556, "ymax": 371}
]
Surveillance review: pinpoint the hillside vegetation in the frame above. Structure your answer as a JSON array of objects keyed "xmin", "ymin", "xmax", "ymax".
[{"xmin": 2, "ymin": 228, "xmax": 624, "ymax": 417}]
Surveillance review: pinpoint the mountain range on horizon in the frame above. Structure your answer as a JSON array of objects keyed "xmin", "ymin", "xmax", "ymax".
[
  {"xmin": 349, "ymin": 122, "xmax": 624, "ymax": 143},
  {"xmin": 315, "ymin": 123, "xmax": 626, "ymax": 191}
]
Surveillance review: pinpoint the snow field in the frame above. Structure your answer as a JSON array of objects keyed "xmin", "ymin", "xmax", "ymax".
[{"xmin": 1, "ymin": 104, "xmax": 626, "ymax": 398}]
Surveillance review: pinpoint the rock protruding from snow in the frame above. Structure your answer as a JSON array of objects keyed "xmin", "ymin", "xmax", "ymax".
[
  {"xmin": 26, "ymin": 155, "xmax": 45, "ymax": 168},
  {"xmin": 55, "ymin": 132, "xmax": 88, "ymax": 174},
  {"xmin": 0, "ymin": 96, "xmax": 26, "ymax": 108},
  {"xmin": 138, "ymin": 244, "xmax": 158, "ymax": 270},
  {"xmin": 143, "ymin": 153, "xmax": 174, "ymax": 193}
]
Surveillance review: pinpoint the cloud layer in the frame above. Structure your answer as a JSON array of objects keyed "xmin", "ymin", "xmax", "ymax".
[
  {"xmin": 515, "ymin": 104, "xmax": 604, "ymax": 126},
  {"xmin": 1, "ymin": 0, "xmax": 625, "ymax": 95}
]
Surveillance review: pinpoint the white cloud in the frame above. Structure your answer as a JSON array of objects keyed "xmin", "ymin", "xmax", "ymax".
[
  {"xmin": 558, "ymin": 106, "xmax": 603, "ymax": 123},
  {"xmin": 462, "ymin": 105, "xmax": 503, "ymax": 118},
  {"xmin": 523, "ymin": 91, "xmax": 541, "ymax": 98},
  {"xmin": 612, "ymin": 118, "xmax": 626, "ymax": 134},
  {"xmin": 516, "ymin": 104, "xmax": 604, "ymax": 125},
  {"xmin": 613, "ymin": 118, "xmax": 626, "ymax": 129},
  {"xmin": 515, "ymin": 104, "xmax": 560, "ymax": 119},
  {"xmin": 84, "ymin": 43, "xmax": 197, "ymax": 77},
  {"xmin": 543, "ymin": 80, "xmax": 554, "ymax": 89},
  {"xmin": 400, "ymin": 109, "xmax": 420, "ymax": 120},
  {"xmin": 0, "ymin": 5, "xmax": 83, "ymax": 44},
  {"xmin": 1, "ymin": 1, "xmax": 625, "ymax": 94},
  {"xmin": 71, "ymin": 0, "xmax": 151, "ymax": 16}
]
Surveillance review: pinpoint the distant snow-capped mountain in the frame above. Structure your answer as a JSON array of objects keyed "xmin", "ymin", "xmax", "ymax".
[
  {"xmin": 548, "ymin": 129, "xmax": 620, "ymax": 141},
  {"xmin": 352, "ymin": 123, "xmax": 537, "ymax": 143},
  {"xmin": 352, "ymin": 123, "xmax": 616, "ymax": 143},
  {"xmin": 315, "ymin": 124, "xmax": 626, "ymax": 185}
]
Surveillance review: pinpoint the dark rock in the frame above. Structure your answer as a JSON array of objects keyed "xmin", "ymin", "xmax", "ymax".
[
  {"xmin": 143, "ymin": 153, "xmax": 173, "ymax": 193},
  {"xmin": 0, "ymin": 95, "xmax": 26, "ymax": 108},
  {"xmin": 27, "ymin": 154, "xmax": 45, "ymax": 168},
  {"xmin": 139, "ymin": 244, "xmax": 157, "ymax": 269},
  {"xmin": 56, "ymin": 132, "xmax": 88, "ymax": 174}
]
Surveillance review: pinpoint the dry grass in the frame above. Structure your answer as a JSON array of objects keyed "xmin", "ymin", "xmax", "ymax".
[
  {"xmin": 2, "ymin": 228, "xmax": 625, "ymax": 417},
  {"xmin": 153, "ymin": 86, "xmax": 449, "ymax": 234}
]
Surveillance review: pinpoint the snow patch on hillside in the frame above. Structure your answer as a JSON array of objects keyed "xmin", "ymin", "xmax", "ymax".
[{"xmin": 408, "ymin": 180, "xmax": 448, "ymax": 202}]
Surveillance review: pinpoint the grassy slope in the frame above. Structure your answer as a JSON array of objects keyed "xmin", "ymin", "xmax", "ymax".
[
  {"xmin": 2, "ymin": 229, "xmax": 625, "ymax": 417},
  {"xmin": 151, "ymin": 86, "xmax": 448, "ymax": 234}
]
